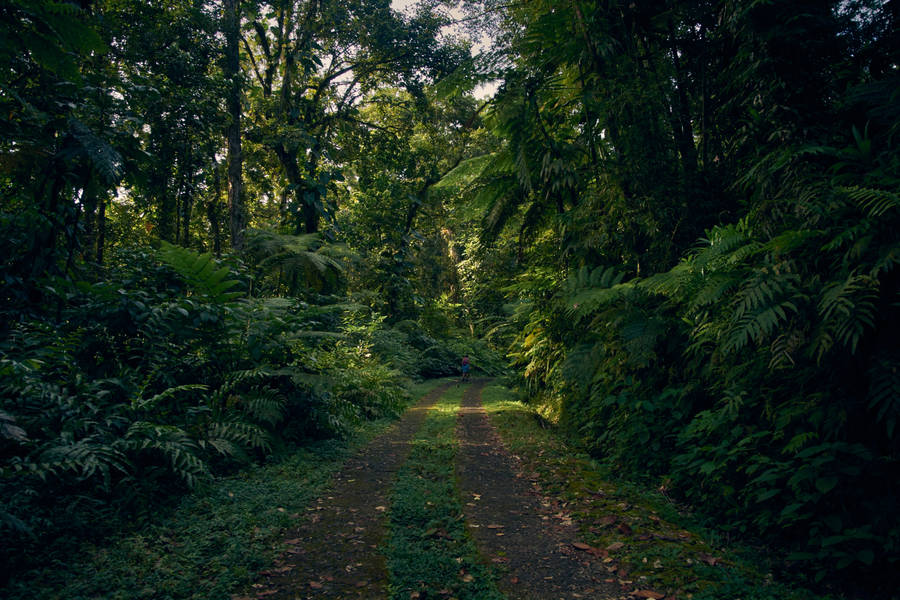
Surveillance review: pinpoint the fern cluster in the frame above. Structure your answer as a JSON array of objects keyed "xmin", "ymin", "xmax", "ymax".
[
  {"xmin": 507, "ymin": 124, "xmax": 900, "ymax": 580},
  {"xmin": 0, "ymin": 241, "xmax": 430, "ymax": 581}
]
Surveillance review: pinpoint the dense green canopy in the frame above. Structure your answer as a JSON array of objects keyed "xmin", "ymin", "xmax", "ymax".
[{"xmin": 1, "ymin": 0, "xmax": 898, "ymax": 592}]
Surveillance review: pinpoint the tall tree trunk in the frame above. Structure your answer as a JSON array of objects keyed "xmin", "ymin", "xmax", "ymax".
[
  {"xmin": 209, "ymin": 159, "xmax": 223, "ymax": 256},
  {"xmin": 96, "ymin": 196, "xmax": 106, "ymax": 263},
  {"xmin": 224, "ymin": 0, "xmax": 245, "ymax": 250}
]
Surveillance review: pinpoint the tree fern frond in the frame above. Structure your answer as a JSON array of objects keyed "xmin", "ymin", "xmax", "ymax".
[
  {"xmin": 843, "ymin": 186, "xmax": 900, "ymax": 218},
  {"xmin": 244, "ymin": 230, "xmax": 346, "ymax": 293},
  {"xmin": 123, "ymin": 422, "xmax": 205, "ymax": 487},
  {"xmin": 867, "ymin": 357, "xmax": 900, "ymax": 438},
  {"xmin": 241, "ymin": 387, "xmax": 287, "ymax": 425},
  {"xmin": 481, "ymin": 186, "xmax": 520, "ymax": 244},
  {"xmin": 132, "ymin": 384, "xmax": 207, "ymax": 411},
  {"xmin": 621, "ymin": 315, "xmax": 665, "ymax": 367},
  {"xmin": 208, "ymin": 421, "xmax": 273, "ymax": 453},
  {"xmin": 200, "ymin": 437, "xmax": 247, "ymax": 461},
  {"xmin": 67, "ymin": 118, "xmax": 123, "ymax": 185},
  {"xmin": 693, "ymin": 223, "xmax": 757, "ymax": 269},
  {"xmin": 641, "ymin": 262, "xmax": 693, "ymax": 297},
  {"xmin": 566, "ymin": 283, "xmax": 634, "ymax": 321},
  {"xmin": 815, "ymin": 272, "xmax": 878, "ymax": 359},
  {"xmin": 689, "ymin": 272, "xmax": 744, "ymax": 311},
  {"xmin": 560, "ymin": 341, "xmax": 602, "ymax": 391},
  {"xmin": 39, "ymin": 437, "xmax": 131, "ymax": 490},
  {"xmin": 158, "ymin": 242, "xmax": 244, "ymax": 303},
  {"xmin": 721, "ymin": 272, "xmax": 802, "ymax": 354}
]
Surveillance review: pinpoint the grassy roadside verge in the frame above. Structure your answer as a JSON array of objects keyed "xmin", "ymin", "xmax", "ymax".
[
  {"xmin": 480, "ymin": 383, "xmax": 838, "ymax": 600},
  {"xmin": 3, "ymin": 378, "xmax": 451, "ymax": 600},
  {"xmin": 385, "ymin": 384, "xmax": 504, "ymax": 600}
]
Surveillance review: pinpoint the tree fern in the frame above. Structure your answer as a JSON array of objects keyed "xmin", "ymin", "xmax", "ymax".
[
  {"xmin": 242, "ymin": 229, "xmax": 347, "ymax": 294},
  {"xmin": 158, "ymin": 242, "xmax": 243, "ymax": 303}
]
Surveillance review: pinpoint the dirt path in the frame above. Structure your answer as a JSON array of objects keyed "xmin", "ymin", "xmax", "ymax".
[
  {"xmin": 243, "ymin": 379, "xmax": 624, "ymax": 600},
  {"xmin": 456, "ymin": 380, "xmax": 620, "ymax": 600},
  {"xmin": 246, "ymin": 382, "xmax": 452, "ymax": 600}
]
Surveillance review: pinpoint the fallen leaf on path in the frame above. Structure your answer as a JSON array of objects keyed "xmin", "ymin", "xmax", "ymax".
[
  {"xmin": 261, "ymin": 566, "xmax": 293, "ymax": 575},
  {"xmin": 572, "ymin": 542, "xmax": 592, "ymax": 550},
  {"xmin": 598, "ymin": 516, "xmax": 617, "ymax": 526},
  {"xmin": 698, "ymin": 553, "xmax": 721, "ymax": 566},
  {"xmin": 510, "ymin": 577, "xmax": 519, "ymax": 584},
  {"xmin": 572, "ymin": 542, "xmax": 608, "ymax": 557},
  {"xmin": 309, "ymin": 581, "xmax": 323, "ymax": 589},
  {"xmin": 606, "ymin": 542, "xmax": 625, "ymax": 552},
  {"xmin": 283, "ymin": 538, "xmax": 301, "ymax": 545},
  {"xmin": 631, "ymin": 590, "xmax": 664, "ymax": 599},
  {"xmin": 486, "ymin": 524, "xmax": 504, "ymax": 529},
  {"xmin": 375, "ymin": 506, "xmax": 387, "ymax": 512}
]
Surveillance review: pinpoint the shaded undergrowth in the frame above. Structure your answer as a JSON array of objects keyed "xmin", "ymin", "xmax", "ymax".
[
  {"xmin": 480, "ymin": 383, "xmax": 842, "ymax": 600},
  {"xmin": 1, "ymin": 379, "xmax": 449, "ymax": 600}
]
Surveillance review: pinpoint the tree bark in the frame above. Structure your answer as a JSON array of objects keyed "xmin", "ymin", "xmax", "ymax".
[{"xmin": 224, "ymin": 0, "xmax": 246, "ymax": 250}]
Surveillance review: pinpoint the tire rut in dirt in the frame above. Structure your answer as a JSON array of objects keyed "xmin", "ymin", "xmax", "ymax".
[
  {"xmin": 249, "ymin": 382, "xmax": 453, "ymax": 600},
  {"xmin": 456, "ymin": 380, "xmax": 620, "ymax": 600}
]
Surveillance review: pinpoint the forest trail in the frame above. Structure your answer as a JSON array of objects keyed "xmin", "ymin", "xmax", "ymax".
[
  {"xmin": 243, "ymin": 382, "xmax": 453, "ymax": 599},
  {"xmin": 237, "ymin": 380, "xmax": 625, "ymax": 600},
  {"xmin": 456, "ymin": 381, "xmax": 620, "ymax": 599}
]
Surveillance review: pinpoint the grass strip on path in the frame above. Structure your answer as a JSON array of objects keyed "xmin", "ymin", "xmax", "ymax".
[
  {"xmin": 386, "ymin": 383, "xmax": 504, "ymax": 600},
  {"xmin": 3, "ymin": 378, "xmax": 451, "ymax": 600},
  {"xmin": 479, "ymin": 383, "xmax": 839, "ymax": 600}
]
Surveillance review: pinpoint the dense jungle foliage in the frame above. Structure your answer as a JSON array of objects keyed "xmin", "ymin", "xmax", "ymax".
[{"xmin": 1, "ymin": 0, "xmax": 897, "ymax": 594}]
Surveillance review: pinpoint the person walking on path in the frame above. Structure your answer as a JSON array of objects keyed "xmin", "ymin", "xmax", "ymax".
[{"xmin": 460, "ymin": 354, "xmax": 471, "ymax": 382}]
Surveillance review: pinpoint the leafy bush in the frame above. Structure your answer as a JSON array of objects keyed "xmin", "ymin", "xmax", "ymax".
[
  {"xmin": 0, "ymin": 243, "xmax": 425, "ymax": 582},
  {"xmin": 508, "ymin": 125, "xmax": 900, "ymax": 583}
]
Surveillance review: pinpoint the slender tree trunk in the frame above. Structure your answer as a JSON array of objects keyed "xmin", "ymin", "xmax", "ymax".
[
  {"xmin": 224, "ymin": 0, "xmax": 246, "ymax": 250},
  {"xmin": 156, "ymin": 165, "xmax": 176, "ymax": 242},
  {"xmin": 82, "ymin": 182, "xmax": 97, "ymax": 262},
  {"xmin": 209, "ymin": 159, "xmax": 223, "ymax": 256},
  {"xmin": 96, "ymin": 196, "xmax": 106, "ymax": 263}
]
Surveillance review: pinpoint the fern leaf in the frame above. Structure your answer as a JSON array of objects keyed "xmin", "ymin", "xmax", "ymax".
[
  {"xmin": 867, "ymin": 357, "xmax": 900, "ymax": 438},
  {"xmin": 843, "ymin": 186, "xmax": 900, "ymax": 218},
  {"xmin": 816, "ymin": 272, "xmax": 878, "ymax": 357},
  {"xmin": 158, "ymin": 242, "xmax": 244, "ymax": 303}
]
